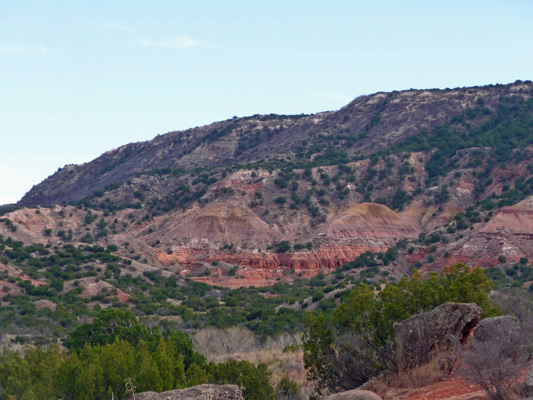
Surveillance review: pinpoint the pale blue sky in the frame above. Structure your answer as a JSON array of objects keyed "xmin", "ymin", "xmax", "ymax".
[{"xmin": 1, "ymin": 1, "xmax": 532, "ymax": 205}]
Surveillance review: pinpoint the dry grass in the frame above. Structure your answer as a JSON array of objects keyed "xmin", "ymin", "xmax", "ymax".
[
  {"xmin": 359, "ymin": 376, "xmax": 389, "ymax": 399},
  {"xmin": 388, "ymin": 362, "xmax": 448, "ymax": 389},
  {"xmin": 192, "ymin": 328, "xmax": 312, "ymax": 398},
  {"xmin": 208, "ymin": 349, "xmax": 314, "ymax": 399}
]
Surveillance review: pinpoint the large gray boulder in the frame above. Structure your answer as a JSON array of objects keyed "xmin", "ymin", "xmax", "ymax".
[
  {"xmin": 473, "ymin": 315, "xmax": 520, "ymax": 342},
  {"xmin": 323, "ymin": 389, "xmax": 382, "ymax": 400},
  {"xmin": 126, "ymin": 384, "xmax": 243, "ymax": 400},
  {"xmin": 394, "ymin": 302, "xmax": 482, "ymax": 373}
]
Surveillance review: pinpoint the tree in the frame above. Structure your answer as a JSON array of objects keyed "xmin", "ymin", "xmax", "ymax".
[
  {"xmin": 192, "ymin": 328, "xmax": 217, "ymax": 356},
  {"xmin": 153, "ymin": 339, "xmax": 177, "ymax": 391},
  {"xmin": 208, "ymin": 360, "xmax": 275, "ymax": 400},
  {"xmin": 185, "ymin": 363, "xmax": 207, "ymax": 386},
  {"xmin": 0, "ymin": 350, "xmax": 33, "ymax": 400},
  {"xmin": 77, "ymin": 362, "xmax": 101, "ymax": 400},
  {"xmin": 193, "ymin": 326, "xmax": 257, "ymax": 356},
  {"xmin": 64, "ymin": 309, "xmax": 143, "ymax": 352},
  {"xmin": 0, "ymin": 345, "xmax": 65, "ymax": 400},
  {"xmin": 99, "ymin": 339, "xmax": 135, "ymax": 399},
  {"xmin": 55, "ymin": 353, "xmax": 82, "ymax": 400},
  {"xmin": 392, "ymin": 189, "xmax": 409, "ymax": 210},
  {"xmin": 303, "ymin": 313, "xmax": 337, "ymax": 393},
  {"xmin": 164, "ymin": 329, "xmax": 205, "ymax": 368},
  {"xmin": 274, "ymin": 196, "xmax": 287, "ymax": 204},
  {"xmin": 173, "ymin": 354, "xmax": 186, "ymax": 389},
  {"xmin": 64, "ymin": 309, "xmax": 205, "ymax": 370},
  {"xmin": 276, "ymin": 375, "xmax": 301, "ymax": 400},
  {"xmin": 136, "ymin": 353, "xmax": 162, "ymax": 393},
  {"xmin": 276, "ymin": 241, "xmax": 291, "ymax": 253}
]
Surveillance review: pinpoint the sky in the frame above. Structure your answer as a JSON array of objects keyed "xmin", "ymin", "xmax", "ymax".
[{"xmin": 1, "ymin": 1, "xmax": 532, "ymax": 205}]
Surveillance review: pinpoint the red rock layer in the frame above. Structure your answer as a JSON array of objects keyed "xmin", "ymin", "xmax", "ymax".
[
  {"xmin": 155, "ymin": 203, "xmax": 421, "ymax": 277},
  {"xmin": 157, "ymin": 245, "xmax": 395, "ymax": 272}
]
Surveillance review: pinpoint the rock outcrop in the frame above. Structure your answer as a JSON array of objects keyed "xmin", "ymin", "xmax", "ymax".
[
  {"xmin": 473, "ymin": 315, "xmax": 520, "ymax": 342},
  {"xmin": 394, "ymin": 303, "xmax": 482, "ymax": 373},
  {"xmin": 323, "ymin": 389, "xmax": 383, "ymax": 400},
  {"xmin": 125, "ymin": 384, "xmax": 242, "ymax": 400}
]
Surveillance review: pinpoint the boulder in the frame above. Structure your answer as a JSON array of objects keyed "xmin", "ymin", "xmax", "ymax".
[
  {"xmin": 323, "ymin": 389, "xmax": 383, "ymax": 400},
  {"xmin": 125, "ymin": 384, "xmax": 243, "ymax": 400},
  {"xmin": 394, "ymin": 302, "xmax": 482, "ymax": 373},
  {"xmin": 473, "ymin": 315, "xmax": 520, "ymax": 342}
]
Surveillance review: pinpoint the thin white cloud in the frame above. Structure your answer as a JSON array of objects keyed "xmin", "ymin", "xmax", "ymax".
[
  {"xmin": 38, "ymin": 45, "xmax": 49, "ymax": 54},
  {"xmin": 106, "ymin": 23, "xmax": 135, "ymax": 32},
  {"xmin": 138, "ymin": 35, "xmax": 199, "ymax": 49}
]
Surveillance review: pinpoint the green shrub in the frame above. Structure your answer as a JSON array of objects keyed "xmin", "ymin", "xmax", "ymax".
[{"xmin": 304, "ymin": 264, "xmax": 499, "ymax": 393}]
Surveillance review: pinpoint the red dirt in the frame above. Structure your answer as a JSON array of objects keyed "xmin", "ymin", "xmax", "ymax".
[
  {"xmin": 386, "ymin": 367, "xmax": 529, "ymax": 400},
  {"xmin": 386, "ymin": 373, "xmax": 486, "ymax": 400}
]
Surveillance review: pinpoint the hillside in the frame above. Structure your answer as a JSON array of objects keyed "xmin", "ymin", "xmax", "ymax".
[
  {"xmin": 18, "ymin": 81, "xmax": 533, "ymax": 207},
  {"xmin": 5, "ymin": 80, "xmax": 533, "ymax": 276},
  {"xmin": 1, "ymin": 80, "xmax": 533, "ymax": 346}
]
